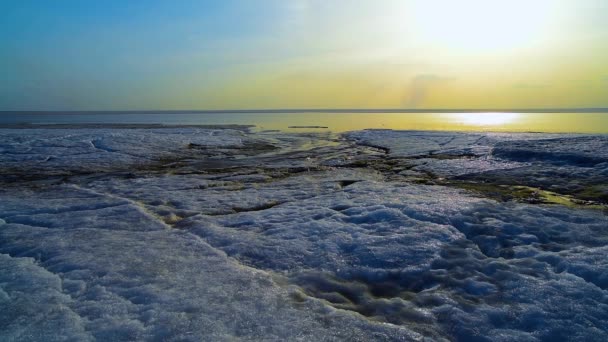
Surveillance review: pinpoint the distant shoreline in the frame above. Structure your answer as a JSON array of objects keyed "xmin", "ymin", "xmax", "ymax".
[
  {"xmin": 1, "ymin": 108, "xmax": 608, "ymax": 115},
  {"xmin": 0, "ymin": 123, "xmax": 255, "ymax": 130}
]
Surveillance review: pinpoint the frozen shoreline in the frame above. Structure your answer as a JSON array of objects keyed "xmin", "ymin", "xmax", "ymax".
[{"xmin": 1, "ymin": 127, "xmax": 607, "ymax": 341}]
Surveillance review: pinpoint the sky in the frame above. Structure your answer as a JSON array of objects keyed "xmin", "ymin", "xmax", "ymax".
[{"xmin": 1, "ymin": 0, "xmax": 607, "ymax": 110}]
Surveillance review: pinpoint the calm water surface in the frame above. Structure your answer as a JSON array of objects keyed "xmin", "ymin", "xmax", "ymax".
[{"xmin": 1, "ymin": 112, "xmax": 608, "ymax": 133}]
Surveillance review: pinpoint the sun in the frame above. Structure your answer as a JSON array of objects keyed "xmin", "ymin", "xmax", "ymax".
[{"xmin": 409, "ymin": 0, "xmax": 556, "ymax": 54}]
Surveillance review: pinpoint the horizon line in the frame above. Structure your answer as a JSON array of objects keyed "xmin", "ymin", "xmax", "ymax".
[{"xmin": 1, "ymin": 108, "xmax": 608, "ymax": 114}]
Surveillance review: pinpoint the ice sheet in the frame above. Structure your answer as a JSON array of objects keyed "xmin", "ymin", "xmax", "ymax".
[{"xmin": 1, "ymin": 127, "xmax": 607, "ymax": 341}]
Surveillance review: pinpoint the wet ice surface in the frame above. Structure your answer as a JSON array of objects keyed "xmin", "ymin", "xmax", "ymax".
[{"xmin": 1, "ymin": 127, "xmax": 607, "ymax": 341}]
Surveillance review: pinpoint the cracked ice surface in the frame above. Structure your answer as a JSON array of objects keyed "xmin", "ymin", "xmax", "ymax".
[
  {"xmin": 1, "ymin": 127, "xmax": 608, "ymax": 341},
  {"xmin": 0, "ymin": 127, "xmax": 265, "ymax": 176},
  {"xmin": 180, "ymin": 181, "xmax": 608, "ymax": 340},
  {"xmin": 346, "ymin": 130, "xmax": 608, "ymax": 202},
  {"xmin": 0, "ymin": 186, "xmax": 420, "ymax": 341}
]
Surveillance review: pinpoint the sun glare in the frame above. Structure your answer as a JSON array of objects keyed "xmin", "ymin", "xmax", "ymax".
[
  {"xmin": 409, "ymin": 0, "xmax": 556, "ymax": 53},
  {"xmin": 452, "ymin": 112, "xmax": 521, "ymax": 126}
]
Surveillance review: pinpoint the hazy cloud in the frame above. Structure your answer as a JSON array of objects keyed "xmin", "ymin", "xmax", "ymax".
[{"xmin": 404, "ymin": 74, "xmax": 453, "ymax": 108}]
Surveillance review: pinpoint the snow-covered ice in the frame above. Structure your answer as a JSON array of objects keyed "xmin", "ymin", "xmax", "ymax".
[{"xmin": 1, "ymin": 127, "xmax": 607, "ymax": 341}]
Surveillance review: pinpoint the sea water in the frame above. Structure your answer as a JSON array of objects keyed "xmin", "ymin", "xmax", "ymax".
[{"xmin": 1, "ymin": 111, "xmax": 608, "ymax": 133}]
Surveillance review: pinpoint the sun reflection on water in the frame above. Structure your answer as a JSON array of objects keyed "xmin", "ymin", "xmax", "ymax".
[{"xmin": 450, "ymin": 112, "xmax": 521, "ymax": 126}]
